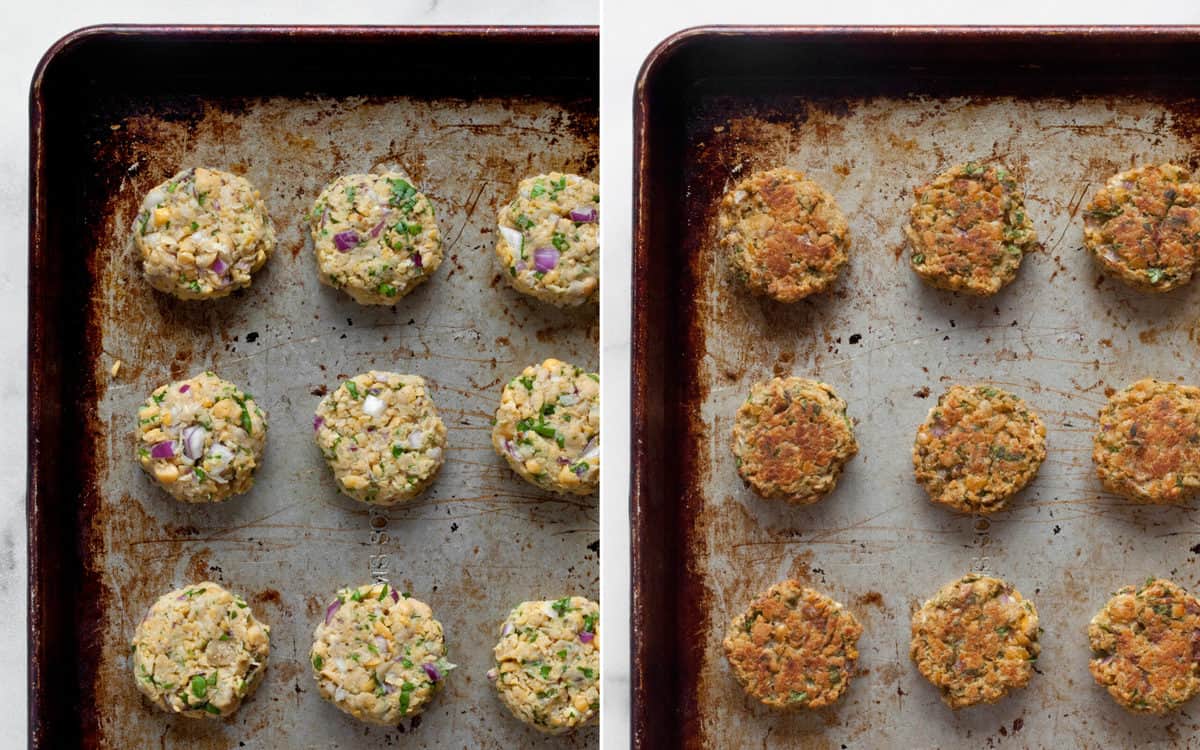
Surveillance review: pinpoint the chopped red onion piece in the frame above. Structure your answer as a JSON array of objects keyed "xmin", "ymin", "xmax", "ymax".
[
  {"xmin": 533, "ymin": 246, "xmax": 559, "ymax": 273},
  {"xmin": 581, "ymin": 437, "xmax": 599, "ymax": 461},
  {"xmin": 503, "ymin": 439, "xmax": 521, "ymax": 462},
  {"xmin": 412, "ymin": 252, "xmax": 423, "ymax": 268},
  {"xmin": 568, "ymin": 207, "xmax": 598, "ymax": 223},
  {"xmin": 150, "ymin": 441, "xmax": 176, "ymax": 459},
  {"xmin": 369, "ymin": 219, "xmax": 387, "ymax": 238},
  {"xmin": 313, "ymin": 415, "xmax": 324, "ymax": 432},
  {"xmin": 333, "ymin": 230, "xmax": 360, "ymax": 252},
  {"xmin": 499, "ymin": 226, "xmax": 525, "ymax": 253},
  {"xmin": 423, "ymin": 663, "xmax": 442, "ymax": 682},
  {"xmin": 179, "ymin": 384, "xmax": 190, "ymax": 393},
  {"xmin": 515, "ymin": 260, "xmax": 527, "ymax": 273},
  {"xmin": 486, "ymin": 668, "xmax": 498, "ymax": 682},
  {"xmin": 211, "ymin": 257, "xmax": 228, "ymax": 275},
  {"xmin": 579, "ymin": 630, "xmax": 595, "ymax": 644},
  {"xmin": 390, "ymin": 589, "xmax": 400, "ymax": 603},
  {"xmin": 182, "ymin": 426, "xmax": 207, "ymax": 460},
  {"xmin": 325, "ymin": 600, "xmax": 341, "ymax": 625}
]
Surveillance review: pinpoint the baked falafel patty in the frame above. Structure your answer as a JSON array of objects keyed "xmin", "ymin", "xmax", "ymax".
[
  {"xmin": 492, "ymin": 358, "xmax": 599, "ymax": 496},
  {"xmin": 310, "ymin": 172, "xmax": 443, "ymax": 304},
  {"xmin": 1088, "ymin": 577, "xmax": 1200, "ymax": 714},
  {"xmin": 1093, "ymin": 378, "xmax": 1200, "ymax": 504},
  {"xmin": 488, "ymin": 596, "xmax": 599, "ymax": 734},
  {"xmin": 905, "ymin": 161, "xmax": 1038, "ymax": 296},
  {"xmin": 136, "ymin": 372, "xmax": 267, "ymax": 504},
  {"xmin": 731, "ymin": 376, "xmax": 857, "ymax": 505},
  {"xmin": 723, "ymin": 580, "xmax": 862, "ymax": 710},
  {"xmin": 496, "ymin": 172, "xmax": 599, "ymax": 307},
  {"xmin": 718, "ymin": 167, "xmax": 850, "ymax": 303},
  {"xmin": 910, "ymin": 574, "xmax": 1040, "ymax": 709},
  {"xmin": 1083, "ymin": 163, "xmax": 1200, "ymax": 293},
  {"xmin": 913, "ymin": 384, "xmax": 1047, "ymax": 514},
  {"xmin": 314, "ymin": 371, "xmax": 447, "ymax": 505},
  {"xmin": 310, "ymin": 584, "xmax": 453, "ymax": 725},
  {"xmin": 134, "ymin": 167, "xmax": 276, "ymax": 300},
  {"xmin": 131, "ymin": 582, "xmax": 270, "ymax": 718}
]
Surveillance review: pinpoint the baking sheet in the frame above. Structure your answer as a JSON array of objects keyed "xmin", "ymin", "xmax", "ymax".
[
  {"xmin": 31, "ymin": 27, "xmax": 598, "ymax": 750},
  {"xmin": 633, "ymin": 28, "xmax": 1200, "ymax": 749}
]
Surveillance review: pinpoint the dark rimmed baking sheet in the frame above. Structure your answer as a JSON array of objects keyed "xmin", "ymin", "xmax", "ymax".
[
  {"xmin": 30, "ymin": 25, "xmax": 598, "ymax": 749},
  {"xmin": 632, "ymin": 26, "xmax": 1200, "ymax": 748}
]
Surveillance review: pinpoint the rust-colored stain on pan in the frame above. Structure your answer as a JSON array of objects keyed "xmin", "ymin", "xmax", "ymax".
[
  {"xmin": 632, "ymin": 26, "xmax": 1200, "ymax": 749},
  {"xmin": 30, "ymin": 25, "xmax": 598, "ymax": 749}
]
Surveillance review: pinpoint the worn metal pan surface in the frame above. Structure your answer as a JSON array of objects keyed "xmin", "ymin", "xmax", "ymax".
[
  {"xmin": 632, "ymin": 26, "xmax": 1200, "ymax": 749},
  {"xmin": 30, "ymin": 24, "xmax": 598, "ymax": 749}
]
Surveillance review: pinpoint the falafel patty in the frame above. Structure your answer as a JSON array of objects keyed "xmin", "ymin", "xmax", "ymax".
[
  {"xmin": 134, "ymin": 167, "xmax": 276, "ymax": 300},
  {"xmin": 310, "ymin": 172, "xmax": 443, "ymax": 305},
  {"xmin": 492, "ymin": 359, "xmax": 599, "ymax": 496},
  {"xmin": 495, "ymin": 172, "xmax": 599, "ymax": 307},
  {"xmin": 723, "ymin": 580, "xmax": 862, "ymax": 710},
  {"xmin": 488, "ymin": 596, "xmax": 599, "ymax": 734},
  {"xmin": 1093, "ymin": 378, "xmax": 1200, "ymax": 504},
  {"xmin": 731, "ymin": 376, "xmax": 857, "ymax": 504},
  {"xmin": 913, "ymin": 384, "xmax": 1047, "ymax": 514},
  {"xmin": 131, "ymin": 582, "xmax": 270, "ymax": 718},
  {"xmin": 136, "ymin": 372, "xmax": 267, "ymax": 504},
  {"xmin": 718, "ymin": 167, "xmax": 850, "ymax": 303},
  {"xmin": 910, "ymin": 573, "xmax": 1040, "ymax": 709},
  {"xmin": 905, "ymin": 161, "xmax": 1038, "ymax": 296},
  {"xmin": 310, "ymin": 584, "xmax": 453, "ymax": 725},
  {"xmin": 314, "ymin": 371, "xmax": 447, "ymax": 505},
  {"xmin": 1088, "ymin": 577, "xmax": 1200, "ymax": 714},
  {"xmin": 1083, "ymin": 163, "xmax": 1200, "ymax": 292}
]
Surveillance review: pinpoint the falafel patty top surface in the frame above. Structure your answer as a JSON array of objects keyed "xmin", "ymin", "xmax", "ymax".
[
  {"xmin": 723, "ymin": 580, "xmax": 862, "ymax": 710},
  {"xmin": 913, "ymin": 384, "xmax": 1047, "ymax": 514},
  {"xmin": 905, "ymin": 161, "xmax": 1038, "ymax": 296},
  {"xmin": 718, "ymin": 167, "xmax": 850, "ymax": 303},
  {"xmin": 1083, "ymin": 163, "xmax": 1200, "ymax": 293},
  {"xmin": 1088, "ymin": 577, "xmax": 1200, "ymax": 714},
  {"xmin": 731, "ymin": 376, "xmax": 858, "ymax": 505},
  {"xmin": 910, "ymin": 573, "xmax": 1040, "ymax": 709},
  {"xmin": 1093, "ymin": 378, "xmax": 1200, "ymax": 504}
]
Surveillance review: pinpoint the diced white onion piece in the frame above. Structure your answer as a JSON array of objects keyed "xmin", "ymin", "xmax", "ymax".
[
  {"xmin": 499, "ymin": 226, "xmax": 524, "ymax": 254},
  {"xmin": 362, "ymin": 394, "xmax": 386, "ymax": 417},
  {"xmin": 408, "ymin": 430, "xmax": 424, "ymax": 450}
]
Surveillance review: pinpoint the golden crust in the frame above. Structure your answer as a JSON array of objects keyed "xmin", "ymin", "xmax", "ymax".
[
  {"xmin": 731, "ymin": 377, "xmax": 857, "ymax": 505},
  {"xmin": 905, "ymin": 162, "xmax": 1037, "ymax": 296},
  {"xmin": 1093, "ymin": 378, "xmax": 1200, "ymax": 504},
  {"xmin": 1083, "ymin": 164, "xmax": 1200, "ymax": 293},
  {"xmin": 723, "ymin": 581, "xmax": 862, "ymax": 709},
  {"xmin": 718, "ymin": 167, "xmax": 850, "ymax": 303},
  {"xmin": 910, "ymin": 574, "xmax": 1040, "ymax": 709},
  {"xmin": 912, "ymin": 384, "xmax": 1047, "ymax": 513},
  {"xmin": 1088, "ymin": 578, "xmax": 1200, "ymax": 714}
]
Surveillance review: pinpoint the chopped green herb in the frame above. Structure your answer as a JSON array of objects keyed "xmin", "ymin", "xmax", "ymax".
[
  {"xmin": 345, "ymin": 381, "xmax": 360, "ymax": 399},
  {"xmin": 551, "ymin": 597, "xmax": 573, "ymax": 616}
]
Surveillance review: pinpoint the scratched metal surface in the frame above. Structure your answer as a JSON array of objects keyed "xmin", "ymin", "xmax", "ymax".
[
  {"xmin": 680, "ymin": 95, "xmax": 1200, "ymax": 747},
  {"xmin": 85, "ymin": 94, "xmax": 598, "ymax": 749}
]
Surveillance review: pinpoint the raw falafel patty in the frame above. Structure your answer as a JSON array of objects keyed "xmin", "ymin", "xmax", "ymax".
[
  {"xmin": 1083, "ymin": 163, "xmax": 1200, "ymax": 292},
  {"xmin": 1088, "ymin": 577, "xmax": 1200, "ymax": 714},
  {"xmin": 492, "ymin": 359, "xmax": 599, "ymax": 496},
  {"xmin": 136, "ymin": 372, "xmax": 267, "ymax": 504},
  {"xmin": 731, "ymin": 376, "xmax": 857, "ymax": 505},
  {"xmin": 910, "ymin": 573, "xmax": 1040, "ymax": 709},
  {"xmin": 1093, "ymin": 378, "xmax": 1200, "ymax": 504},
  {"xmin": 496, "ymin": 172, "xmax": 599, "ymax": 307},
  {"xmin": 723, "ymin": 580, "xmax": 862, "ymax": 710},
  {"xmin": 134, "ymin": 167, "xmax": 276, "ymax": 300},
  {"xmin": 912, "ymin": 384, "xmax": 1047, "ymax": 514},
  {"xmin": 131, "ymin": 582, "xmax": 270, "ymax": 718},
  {"xmin": 718, "ymin": 167, "xmax": 850, "ymax": 303},
  {"xmin": 310, "ymin": 584, "xmax": 454, "ymax": 725},
  {"xmin": 310, "ymin": 172, "xmax": 443, "ymax": 305},
  {"xmin": 488, "ymin": 596, "xmax": 599, "ymax": 734},
  {"xmin": 314, "ymin": 371, "xmax": 447, "ymax": 505},
  {"xmin": 905, "ymin": 161, "xmax": 1038, "ymax": 296}
]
